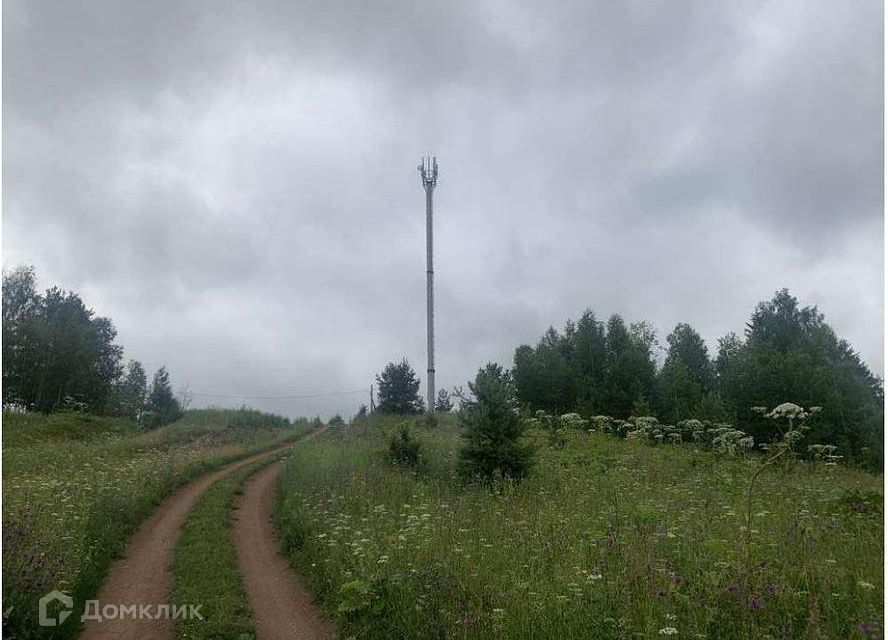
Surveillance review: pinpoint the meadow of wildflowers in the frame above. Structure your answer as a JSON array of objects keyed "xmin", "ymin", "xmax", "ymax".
[
  {"xmin": 275, "ymin": 415, "xmax": 883, "ymax": 639},
  {"xmin": 2, "ymin": 409, "xmax": 307, "ymax": 639}
]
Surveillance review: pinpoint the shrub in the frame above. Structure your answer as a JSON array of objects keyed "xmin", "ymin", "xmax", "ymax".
[{"xmin": 388, "ymin": 426, "xmax": 422, "ymax": 469}]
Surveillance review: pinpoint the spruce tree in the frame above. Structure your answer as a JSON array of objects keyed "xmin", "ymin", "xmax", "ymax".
[
  {"xmin": 656, "ymin": 323, "xmax": 714, "ymax": 422},
  {"xmin": 375, "ymin": 360, "xmax": 424, "ymax": 414},
  {"xmin": 145, "ymin": 366, "xmax": 183, "ymax": 427},
  {"xmin": 717, "ymin": 289, "xmax": 883, "ymax": 467},
  {"xmin": 434, "ymin": 388, "xmax": 453, "ymax": 413},
  {"xmin": 113, "ymin": 359, "xmax": 148, "ymax": 421}
]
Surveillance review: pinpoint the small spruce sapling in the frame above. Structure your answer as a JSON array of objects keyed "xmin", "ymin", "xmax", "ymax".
[{"xmin": 434, "ymin": 388, "xmax": 453, "ymax": 413}]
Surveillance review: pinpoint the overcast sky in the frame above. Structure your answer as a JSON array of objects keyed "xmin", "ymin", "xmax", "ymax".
[{"xmin": 4, "ymin": 0, "xmax": 883, "ymax": 418}]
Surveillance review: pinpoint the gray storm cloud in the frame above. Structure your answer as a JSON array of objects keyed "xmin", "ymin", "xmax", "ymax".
[{"xmin": 3, "ymin": 0, "xmax": 883, "ymax": 418}]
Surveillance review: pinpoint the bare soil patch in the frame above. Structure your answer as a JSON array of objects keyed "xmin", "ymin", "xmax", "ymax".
[{"xmin": 232, "ymin": 459, "xmax": 334, "ymax": 640}]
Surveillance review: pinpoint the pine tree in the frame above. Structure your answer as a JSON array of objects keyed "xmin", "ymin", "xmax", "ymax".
[{"xmin": 457, "ymin": 363, "xmax": 534, "ymax": 482}]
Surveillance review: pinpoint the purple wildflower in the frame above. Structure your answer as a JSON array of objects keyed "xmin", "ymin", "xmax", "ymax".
[{"xmin": 856, "ymin": 621, "xmax": 879, "ymax": 637}]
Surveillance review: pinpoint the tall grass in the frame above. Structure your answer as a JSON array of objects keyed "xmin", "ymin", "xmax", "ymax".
[
  {"xmin": 275, "ymin": 416, "xmax": 882, "ymax": 639},
  {"xmin": 2, "ymin": 409, "xmax": 308, "ymax": 640}
]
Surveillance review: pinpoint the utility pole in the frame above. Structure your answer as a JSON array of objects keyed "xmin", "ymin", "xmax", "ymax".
[{"xmin": 418, "ymin": 156, "xmax": 438, "ymax": 415}]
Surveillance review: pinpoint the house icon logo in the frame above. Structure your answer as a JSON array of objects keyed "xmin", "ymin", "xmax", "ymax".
[{"xmin": 38, "ymin": 590, "xmax": 72, "ymax": 627}]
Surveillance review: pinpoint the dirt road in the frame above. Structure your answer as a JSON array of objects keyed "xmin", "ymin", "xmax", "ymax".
[
  {"xmin": 77, "ymin": 436, "xmax": 308, "ymax": 640},
  {"xmin": 232, "ymin": 460, "xmax": 334, "ymax": 639}
]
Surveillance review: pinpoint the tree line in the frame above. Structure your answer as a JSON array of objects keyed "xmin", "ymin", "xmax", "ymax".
[
  {"xmin": 511, "ymin": 289, "xmax": 883, "ymax": 466},
  {"xmin": 2, "ymin": 266, "xmax": 184, "ymax": 427},
  {"xmin": 372, "ymin": 289, "xmax": 882, "ymax": 469}
]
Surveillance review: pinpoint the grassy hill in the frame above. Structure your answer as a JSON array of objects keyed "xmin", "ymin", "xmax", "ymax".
[{"xmin": 275, "ymin": 414, "xmax": 883, "ymax": 639}]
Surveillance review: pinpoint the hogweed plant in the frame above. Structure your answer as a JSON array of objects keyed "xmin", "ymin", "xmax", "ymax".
[
  {"xmin": 742, "ymin": 404, "xmax": 819, "ymax": 596},
  {"xmin": 524, "ymin": 411, "xmax": 588, "ymax": 449},
  {"xmin": 676, "ymin": 418, "xmax": 706, "ymax": 443},
  {"xmin": 807, "ymin": 444, "xmax": 842, "ymax": 466},
  {"xmin": 529, "ymin": 410, "xmax": 564, "ymax": 449},
  {"xmin": 558, "ymin": 413, "xmax": 588, "ymax": 430},
  {"xmin": 709, "ymin": 426, "xmax": 755, "ymax": 455}
]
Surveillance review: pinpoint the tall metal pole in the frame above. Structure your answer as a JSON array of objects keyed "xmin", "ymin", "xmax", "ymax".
[{"xmin": 418, "ymin": 156, "xmax": 438, "ymax": 415}]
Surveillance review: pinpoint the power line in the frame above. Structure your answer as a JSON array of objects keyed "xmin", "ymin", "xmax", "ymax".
[{"xmin": 191, "ymin": 388, "xmax": 368, "ymax": 401}]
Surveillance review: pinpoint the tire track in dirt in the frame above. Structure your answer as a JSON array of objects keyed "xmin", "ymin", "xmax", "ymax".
[
  {"xmin": 78, "ymin": 432, "xmax": 319, "ymax": 640},
  {"xmin": 232, "ymin": 459, "xmax": 334, "ymax": 639}
]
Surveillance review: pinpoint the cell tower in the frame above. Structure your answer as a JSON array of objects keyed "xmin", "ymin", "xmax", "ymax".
[{"xmin": 418, "ymin": 156, "xmax": 438, "ymax": 415}]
